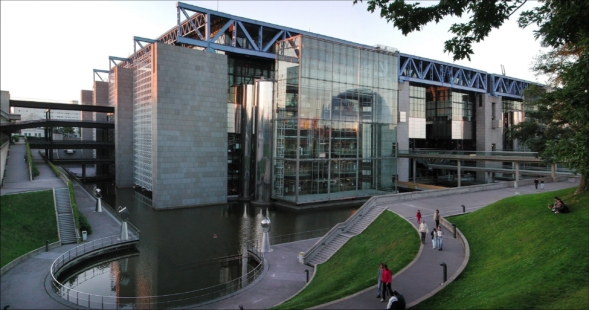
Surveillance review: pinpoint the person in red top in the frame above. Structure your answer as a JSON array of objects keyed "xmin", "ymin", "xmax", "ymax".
[
  {"xmin": 380, "ymin": 264, "xmax": 393, "ymax": 302},
  {"xmin": 416, "ymin": 210, "xmax": 422, "ymax": 225}
]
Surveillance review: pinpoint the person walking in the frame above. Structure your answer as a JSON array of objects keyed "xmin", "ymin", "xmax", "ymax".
[
  {"xmin": 418, "ymin": 220, "xmax": 428, "ymax": 244},
  {"xmin": 376, "ymin": 263, "xmax": 383, "ymax": 298},
  {"xmin": 437, "ymin": 226, "xmax": 444, "ymax": 251},
  {"xmin": 534, "ymin": 178, "xmax": 539, "ymax": 189},
  {"xmin": 380, "ymin": 264, "xmax": 393, "ymax": 302},
  {"xmin": 431, "ymin": 227, "xmax": 437, "ymax": 249},
  {"xmin": 433, "ymin": 209, "xmax": 440, "ymax": 228},
  {"xmin": 416, "ymin": 210, "xmax": 422, "ymax": 225},
  {"xmin": 540, "ymin": 177, "xmax": 545, "ymax": 190}
]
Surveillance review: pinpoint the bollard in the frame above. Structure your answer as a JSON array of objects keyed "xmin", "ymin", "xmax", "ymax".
[
  {"xmin": 440, "ymin": 262, "xmax": 447, "ymax": 284},
  {"xmin": 462, "ymin": 205, "xmax": 465, "ymax": 213},
  {"xmin": 452, "ymin": 223, "xmax": 457, "ymax": 239},
  {"xmin": 46, "ymin": 240, "xmax": 49, "ymax": 252},
  {"xmin": 305, "ymin": 269, "xmax": 309, "ymax": 283}
]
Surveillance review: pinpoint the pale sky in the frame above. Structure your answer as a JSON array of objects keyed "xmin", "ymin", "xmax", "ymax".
[{"xmin": 1, "ymin": 1, "xmax": 545, "ymax": 102}]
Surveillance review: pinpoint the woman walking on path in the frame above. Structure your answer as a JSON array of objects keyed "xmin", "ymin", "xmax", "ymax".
[
  {"xmin": 380, "ymin": 264, "xmax": 393, "ymax": 302},
  {"xmin": 431, "ymin": 227, "xmax": 437, "ymax": 249},
  {"xmin": 376, "ymin": 263, "xmax": 383, "ymax": 298},
  {"xmin": 541, "ymin": 177, "xmax": 545, "ymax": 190},
  {"xmin": 418, "ymin": 220, "xmax": 428, "ymax": 244},
  {"xmin": 433, "ymin": 210, "xmax": 440, "ymax": 228},
  {"xmin": 416, "ymin": 210, "xmax": 422, "ymax": 225},
  {"xmin": 437, "ymin": 226, "xmax": 444, "ymax": 251}
]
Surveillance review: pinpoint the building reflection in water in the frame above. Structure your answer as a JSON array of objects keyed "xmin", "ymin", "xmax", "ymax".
[{"xmin": 64, "ymin": 185, "xmax": 358, "ymax": 301}]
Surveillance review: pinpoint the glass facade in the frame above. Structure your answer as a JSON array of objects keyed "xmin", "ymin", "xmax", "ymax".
[
  {"xmin": 502, "ymin": 99, "xmax": 524, "ymax": 150},
  {"xmin": 273, "ymin": 36, "xmax": 398, "ymax": 204},
  {"xmin": 425, "ymin": 86, "xmax": 474, "ymax": 140}
]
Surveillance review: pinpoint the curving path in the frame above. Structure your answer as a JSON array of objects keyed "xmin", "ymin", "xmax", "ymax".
[{"xmin": 315, "ymin": 178, "xmax": 579, "ymax": 309}]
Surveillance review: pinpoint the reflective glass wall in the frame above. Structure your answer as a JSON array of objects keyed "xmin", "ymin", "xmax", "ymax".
[{"xmin": 274, "ymin": 36, "xmax": 398, "ymax": 204}]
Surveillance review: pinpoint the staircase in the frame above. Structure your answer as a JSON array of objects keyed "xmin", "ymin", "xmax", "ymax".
[
  {"xmin": 54, "ymin": 188, "xmax": 78, "ymax": 244},
  {"xmin": 305, "ymin": 205, "xmax": 387, "ymax": 266}
]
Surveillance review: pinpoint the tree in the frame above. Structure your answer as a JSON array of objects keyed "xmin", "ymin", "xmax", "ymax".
[{"xmin": 356, "ymin": 0, "xmax": 589, "ymax": 193}]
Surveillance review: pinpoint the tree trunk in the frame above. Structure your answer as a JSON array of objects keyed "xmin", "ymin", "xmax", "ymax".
[{"xmin": 575, "ymin": 174, "xmax": 589, "ymax": 194}]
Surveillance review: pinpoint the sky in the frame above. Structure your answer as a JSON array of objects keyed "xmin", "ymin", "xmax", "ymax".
[{"xmin": 1, "ymin": 1, "xmax": 546, "ymax": 102}]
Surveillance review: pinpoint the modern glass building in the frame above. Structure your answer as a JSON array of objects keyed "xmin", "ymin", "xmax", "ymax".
[
  {"xmin": 273, "ymin": 36, "xmax": 398, "ymax": 204},
  {"xmin": 96, "ymin": 2, "xmax": 534, "ymax": 209}
]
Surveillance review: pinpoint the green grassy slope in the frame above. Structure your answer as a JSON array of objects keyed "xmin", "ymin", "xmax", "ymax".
[
  {"xmin": 274, "ymin": 210, "xmax": 420, "ymax": 309},
  {"xmin": 416, "ymin": 187, "xmax": 589, "ymax": 309},
  {"xmin": 1, "ymin": 190, "xmax": 59, "ymax": 267}
]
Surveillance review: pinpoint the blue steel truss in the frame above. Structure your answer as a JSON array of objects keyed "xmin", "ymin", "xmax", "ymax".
[
  {"xmin": 398, "ymin": 53, "xmax": 488, "ymax": 93},
  {"xmin": 490, "ymin": 74, "xmax": 533, "ymax": 99},
  {"xmin": 152, "ymin": 2, "xmax": 373, "ymax": 59},
  {"xmin": 93, "ymin": 69, "xmax": 109, "ymax": 82},
  {"xmin": 109, "ymin": 56, "xmax": 131, "ymax": 71}
]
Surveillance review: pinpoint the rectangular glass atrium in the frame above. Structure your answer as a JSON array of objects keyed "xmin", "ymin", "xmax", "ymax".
[{"xmin": 273, "ymin": 35, "xmax": 398, "ymax": 204}]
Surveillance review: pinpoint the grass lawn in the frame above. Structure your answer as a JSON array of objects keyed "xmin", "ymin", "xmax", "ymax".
[
  {"xmin": 1, "ymin": 190, "xmax": 59, "ymax": 268},
  {"xmin": 274, "ymin": 210, "xmax": 420, "ymax": 309},
  {"xmin": 416, "ymin": 187, "xmax": 589, "ymax": 309}
]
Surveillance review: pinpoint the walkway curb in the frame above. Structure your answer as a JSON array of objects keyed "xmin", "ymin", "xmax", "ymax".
[
  {"xmin": 0, "ymin": 241, "xmax": 61, "ymax": 276},
  {"xmin": 309, "ymin": 210, "xmax": 425, "ymax": 309}
]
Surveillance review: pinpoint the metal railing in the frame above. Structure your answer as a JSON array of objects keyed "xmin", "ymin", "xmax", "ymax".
[
  {"xmin": 50, "ymin": 239, "xmax": 264, "ymax": 309},
  {"xmin": 302, "ymin": 196, "xmax": 379, "ymax": 265},
  {"xmin": 398, "ymin": 149, "xmax": 539, "ymax": 158},
  {"xmin": 269, "ymin": 228, "xmax": 331, "ymax": 245}
]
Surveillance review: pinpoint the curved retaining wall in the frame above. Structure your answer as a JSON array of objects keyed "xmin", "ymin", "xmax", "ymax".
[{"xmin": 0, "ymin": 241, "xmax": 61, "ymax": 276}]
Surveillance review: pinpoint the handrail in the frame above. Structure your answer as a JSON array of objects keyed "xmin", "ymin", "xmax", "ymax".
[
  {"xmin": 302, "ymin": 196, "xmax": 378, "ymax": 264},
  {"xmin": 50, "ymin": 239, "xmax": 264, "ymax": 309},
  {"xmin": 269, "ymin": 228, "xmax": 331, "ymax": 245}
]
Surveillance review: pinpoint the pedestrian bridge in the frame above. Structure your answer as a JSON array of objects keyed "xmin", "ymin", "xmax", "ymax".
[{"xmin": 397, "ymin": 149, "xmax": 568, "ymax": 187}]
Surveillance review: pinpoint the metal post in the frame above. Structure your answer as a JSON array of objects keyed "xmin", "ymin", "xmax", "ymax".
[
  {"xmin": 413, "ymin": 159, "xmax": 417, "ymax": 184},
  {"xmin": 452, "ymin": 223, "xmax": 456, "ymax": 239},
  {"xmin": 305, "ymin": 269, "xmax": 309, "ymax": 283},
  {"xmin": 514, "ymin": 162, "xmax": 519, "ymax": 188},
  {"xmin": 440, "ymin": 262, "xmax": 447, "ymax": 284},
  {"xmin": 457, "ymin": 160, "xmax": 461, "ymax": 187},
  {"xmin": 462, "ymin": 205, "xmax": 465, "ymax": 213}
]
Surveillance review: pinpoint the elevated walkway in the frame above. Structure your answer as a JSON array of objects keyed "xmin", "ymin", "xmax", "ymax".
[
  {"xmin": 1, "ymin": 119, "xmax": 113, "ymax": 133},
  {"xmin": 9, "ymin": 99, "xmax": 114, "ymax": 113},
  {"xmin": 28, "ymin": 140, "xmax": 114, "ymax": 150}
]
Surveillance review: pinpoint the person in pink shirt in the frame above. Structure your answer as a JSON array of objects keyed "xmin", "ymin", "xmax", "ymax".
[
  {"xmin": 416, "ymin": 210, "xmax": 422, "ymax": 225},
  {"xmin": 380, "ymin": 264, "xmax": 393, "ymax": 302}
]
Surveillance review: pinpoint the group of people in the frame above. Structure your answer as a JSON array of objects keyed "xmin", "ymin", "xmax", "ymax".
[
  {"xmin": 548, "ymin": 197, "xmax": 569, "ymax": 214},
  {"xmin": 376, "ymin": 263, "xmax": 406, "ymax": 309},
  {"xmin": 417, "ymin": 210, "xmax": 444, "ymax": 250}
]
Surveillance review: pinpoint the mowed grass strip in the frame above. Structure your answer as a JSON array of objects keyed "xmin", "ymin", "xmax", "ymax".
[
  {"xmin": 1, "ymin": 190, "xmax": 59, "ymax": 268},
  {"xmin": 274, "ymin": 210, "xmax": 420, "ymax": 309},
  {"xmin": 416, "ymin": 187, "xmax": 589, "ymax": 309}
]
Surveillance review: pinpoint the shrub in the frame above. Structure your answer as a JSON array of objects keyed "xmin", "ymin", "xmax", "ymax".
[
  {"xmin": 67, "ymin": 180, "xmax": 92, "ymax": 237},
  {"xmin": 46, "ymin": 158, "xmax": 61, "ymax": 177}
]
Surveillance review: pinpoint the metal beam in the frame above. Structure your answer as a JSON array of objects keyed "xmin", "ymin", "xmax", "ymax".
[
  {"xmin": 177, "ymin": 36, "xmax": 277, "ymax": 59},
  {"xmin": 9, "ymin": 100, "xmax": 114, "ymax": 112},
  {"xmin": 399, "ymin": 53, "xmax": 488, "ymax": 93}
]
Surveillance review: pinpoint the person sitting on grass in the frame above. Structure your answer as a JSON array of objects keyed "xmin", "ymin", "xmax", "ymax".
[{"xmin": 548, "ymin": 197, "xmax": 569, "ymax": 213}]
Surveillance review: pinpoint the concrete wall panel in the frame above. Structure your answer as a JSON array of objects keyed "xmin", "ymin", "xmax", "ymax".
[
  {"xmin": 151, "ymin": 43, "xmax": 228, "ymax": 208},
  {"xmin": 114, "ymin": 67, "xmax": 134, "ymax": 187}
]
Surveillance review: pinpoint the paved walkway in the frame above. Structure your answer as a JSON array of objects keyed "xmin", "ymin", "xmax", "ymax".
[
  {"xmin": 1, "ymin": 142, "xmax": 122, "ymax": 309},
  {"xmin": 0, "ymin": 142, "xmax": 580, "ymax": 309},
  {"xmin": 316, "ymin": 178, "xmax": 579, "ymax": 309},
  {"xmin": 1, "ymin": 142, "xmax": 63, "ymax": 195}
]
